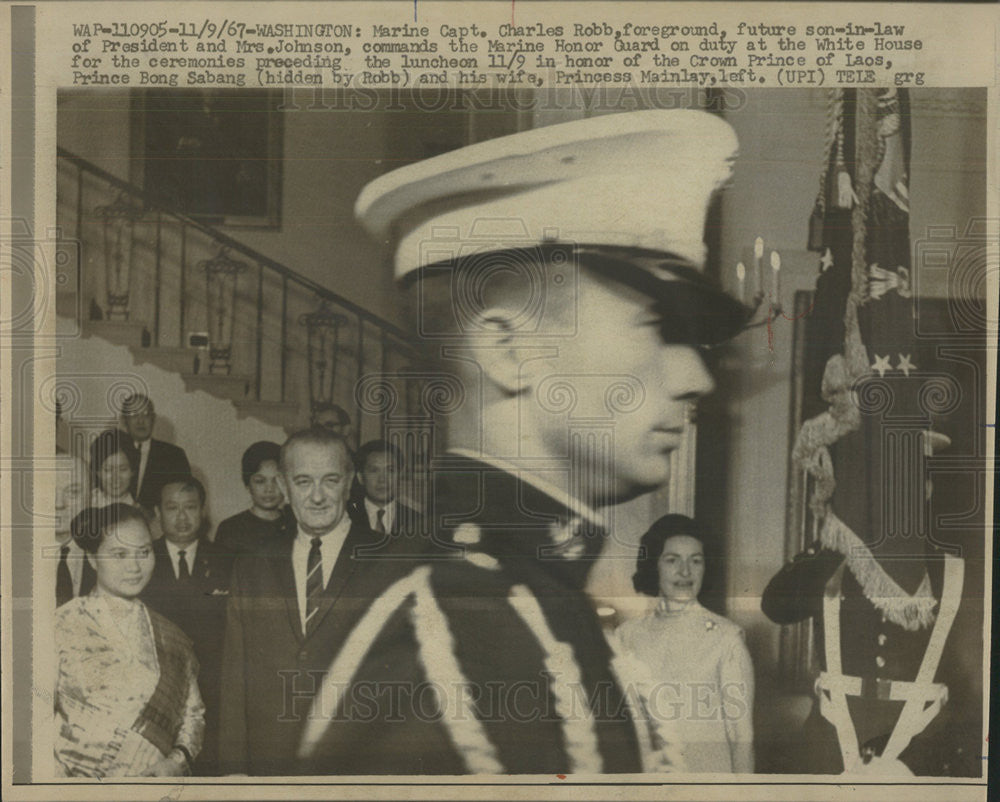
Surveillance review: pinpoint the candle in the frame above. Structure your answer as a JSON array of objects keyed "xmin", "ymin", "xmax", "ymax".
[
  {"xmin": 770, "ymin": 250, "xmax": 781, "ymax": 301},
  {"xmin": 736, "ymin": 262, "xmax": 746, "ymax": 302},
  {"xmin": 754, "ymin": 237, "xmax": 764, "ymax": 297}
]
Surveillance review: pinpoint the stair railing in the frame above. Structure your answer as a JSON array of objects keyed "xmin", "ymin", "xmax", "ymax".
[{"xmin": 57, "ymin": 146, "xmax": 423, "ymax": 450}]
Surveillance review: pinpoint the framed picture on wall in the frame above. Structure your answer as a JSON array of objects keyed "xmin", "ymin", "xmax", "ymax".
[{"xmin": 129, "ymin": 88, "xmax": 283, "ymax": 228}]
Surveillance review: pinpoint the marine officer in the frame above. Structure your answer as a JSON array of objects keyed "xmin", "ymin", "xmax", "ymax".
[{"xmin": 297, "ymin": 109, "xmax": 749, "ymax": 775}]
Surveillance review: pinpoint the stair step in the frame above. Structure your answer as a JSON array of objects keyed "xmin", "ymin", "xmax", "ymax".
[
  {"xmin": 233, "ymin": 399, "xmax": 304, "ymax": 434},
  {"xmin": 85, "ymin": 320, "xmax": 147, "ymax": 349},
  {"xmin": 133, "ymin": 346, "xmax": 198, "ymax": 376},
  {"xmin": 181, "ymin": 372, "xmax": 253, "ymax": 402}
]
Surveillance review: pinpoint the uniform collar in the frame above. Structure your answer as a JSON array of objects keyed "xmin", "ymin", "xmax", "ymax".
[{"xmin": 447, "ymin": 448, "xmax": 604, "ymax": 531}]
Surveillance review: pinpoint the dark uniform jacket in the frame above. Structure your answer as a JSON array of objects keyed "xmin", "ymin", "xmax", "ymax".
[
  {"xmin": 142, "ymin": 536, "xmax": 229, "ymax": 773},
  {"xmin": 761, "ymin": 542, "xmax": 979, "ymax": 776},
  {"xmin": 296, "ymin": 456, "xmax": 644, "ymax": 775},
  {"xmin": 133, "ymin": 438, "xmax": 192, "ymax": 510},
  {"xmin": 218, "ymin": 517, "xmax": 424, "ymax": 775}
]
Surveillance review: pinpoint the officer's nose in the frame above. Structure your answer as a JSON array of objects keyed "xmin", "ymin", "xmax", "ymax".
[{"xmin": 669, "ymin": 347, "xmax": 715, "ymax": 399}]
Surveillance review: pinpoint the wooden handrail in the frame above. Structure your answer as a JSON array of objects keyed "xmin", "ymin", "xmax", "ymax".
[{"xmin": 57, "ymin": 146, "xmax": 412, "ymax": 346}]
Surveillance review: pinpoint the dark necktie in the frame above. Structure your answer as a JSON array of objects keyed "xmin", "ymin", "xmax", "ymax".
[
  {"xmin": 177, "ymin": 549, "xmax": 191, "ymax": 581},
  {"xmin": 304, "ymin": 537, "xmax": 323, "ymax": 635},
  {"xmin": 56, "ymin": 546, "xmax": 74, "ymax": 607},
  {"xmin": 375, "ymin": 508, "xmax": 386, "ymax": 534}
]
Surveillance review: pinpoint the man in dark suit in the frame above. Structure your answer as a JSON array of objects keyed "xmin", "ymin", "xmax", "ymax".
[
  {"xmin": 218, "ymin": 428, "xmax": 411, "ymax": 775},
  {"xmin": 119, "ymin": 393, "xmax": 192, "ymax": 511},
  {"xmin": 310, "ymin": 402, "xmax": 353, "ymax": 440},
  {"xmin": 142, "ymin": 474, "xmax": 229, "ymax": 774},
  {"xmin": 348, "ymin": 439, "xmax": 422, "ymax": 544},
  {"xmin": 52, "ymin": 452, "xmax": 95, "ymax": 606}
]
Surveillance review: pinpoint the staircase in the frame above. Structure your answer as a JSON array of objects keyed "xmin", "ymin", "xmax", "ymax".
[{"xmin": 56, "ymin": 148, "xmax": 421, "ymax": 439}]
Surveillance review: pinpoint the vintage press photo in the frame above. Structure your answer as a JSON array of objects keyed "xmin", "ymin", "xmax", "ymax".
[{"xmin": 1, "ymin": 2, "xmax": 996, "ymax": 800}]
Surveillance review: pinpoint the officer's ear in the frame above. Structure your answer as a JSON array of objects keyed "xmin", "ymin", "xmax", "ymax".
[{"xmin": 471, "ymin": 309, "xmax": 535, "ymax": 396}]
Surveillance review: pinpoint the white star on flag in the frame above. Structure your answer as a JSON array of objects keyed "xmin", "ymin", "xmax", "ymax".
[
  {"xmin": 897, "ymin": 354, "xmax": 916, "ymax": 377},
  {"xmin": 820, "ymin": 248, "xmax": 834, "ymax": 272},
  {"xmin": 871, "ymin": 354, "xmax": 892, "ymax": 377}
]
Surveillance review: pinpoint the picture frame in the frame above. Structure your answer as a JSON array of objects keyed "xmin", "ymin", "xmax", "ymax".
[{"xmin": 129, "ymin": 88, "xmax": 283, "ymax": 228}]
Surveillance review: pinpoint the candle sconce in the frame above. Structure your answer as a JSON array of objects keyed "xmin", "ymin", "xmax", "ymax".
[
  {"xmin": 95, "ymin": 192, "xmax": 144, "ymax": 321},
  {"xmin": 199, "ymin": 246, "xmax": 248, "ymax": 375},
  {"xmin": 736, "ymin": 236, "xmax": 784, "ymax": 333},
  {"xmin": 301, "ymin": 300, "xmax": 348, "ymax": 420}
]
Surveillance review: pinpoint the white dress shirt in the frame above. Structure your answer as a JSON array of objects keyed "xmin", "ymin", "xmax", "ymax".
[
  {"xmin": 291, "ymin": 515, "xmax": 352, "ymax": 634},
  {"xmin": 364, "ymin": 498, "xmax": 396, "ymax": 533},
  {"xmin": 164, "ymin": 538, "xmax": 199, "ymax": 580}
]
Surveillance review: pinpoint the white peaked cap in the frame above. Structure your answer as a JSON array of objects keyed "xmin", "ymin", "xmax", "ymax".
[{"xmin": 356, "ymin": 109, "xmax": 739, "ymax": 277}]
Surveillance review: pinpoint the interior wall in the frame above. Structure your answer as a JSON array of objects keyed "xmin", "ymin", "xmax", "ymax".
[
  {"xmin": 56, "ymin": 91, "xmax": 400, "ymax": 322},
  {"xmin": 57, "ymin": 333, "xmax": 290, "ymax": 529},
  {"xmin": 56, "ymin": 90, "xmax": 532, "ymax": 331}
]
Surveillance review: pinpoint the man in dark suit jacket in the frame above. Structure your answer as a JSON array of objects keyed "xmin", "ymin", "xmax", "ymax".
[
  {"xmin": 348, "ymin": 439, "xmax": 423, "ymax": 553},
  {"xmin": 219, "ymin": 428, "xmax": 418, "ymax": 775},
  {"xmin": 53, "ymin": 453, "xmax": 96, "ymax": 606},
  {"xmin": 141, "ymin": 474, "xmax": 229, "ymax": 774},
  {"xmin": 120, "ymin": 392, "xmax": 192, "ymax": 510}
]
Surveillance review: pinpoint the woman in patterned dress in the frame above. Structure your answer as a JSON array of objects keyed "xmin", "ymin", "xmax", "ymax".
[
  {"xmin": 53, "ymin": 503, "xmax": 204, "ymax": 777},
  {"xmin": 615, "ymin": 514, "xmax": 755, "ymax": 773}
]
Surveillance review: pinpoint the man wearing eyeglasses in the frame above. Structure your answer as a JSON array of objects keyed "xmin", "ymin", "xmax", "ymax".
[{"xmin": 119, "ymin": 392, "xmax": 192, "ymax": 511}]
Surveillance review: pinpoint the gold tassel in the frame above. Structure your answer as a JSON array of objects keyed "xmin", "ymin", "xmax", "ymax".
[{"xmin": 820, "ymin": 514, "xmax": 937, "ymax": 631}]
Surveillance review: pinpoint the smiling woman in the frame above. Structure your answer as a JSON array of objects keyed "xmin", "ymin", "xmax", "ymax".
[
  {"xmin": 215, "ymin": 441, "xmax": 289, "ymax": 560},
  {"xmin": 88, "ymin": 430, "xmax": 138, "ymax": 508},
  {"xmin": 614, "ymin": 514, "xmax": 755, "ymax": 774},
  {"xmin": 53, "ymin": 504, "xmax": 204, "ymax": 778}
]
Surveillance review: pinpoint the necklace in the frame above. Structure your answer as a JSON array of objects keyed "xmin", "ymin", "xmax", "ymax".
[{"xmin": 655, "ymin": 598, "xmax": 698, "ymax": 616}]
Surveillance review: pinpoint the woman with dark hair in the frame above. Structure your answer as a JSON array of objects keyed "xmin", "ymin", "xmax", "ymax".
[
  {"xmin": 214, "ymin": 441, "xmax": 288, "ymax": 558},
  {"xmin": 614, "ymin": 514, "xmax": 755, "ymax": 773},
  {"xmin": 53, "ymin": 503, "xmax": 204, "ymax": 777},
  {"xmin": 88, "ymin": 430, "xmax": 138, "ymax": 507}
]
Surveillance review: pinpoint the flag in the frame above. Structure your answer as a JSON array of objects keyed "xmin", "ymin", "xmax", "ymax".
[
  {"xmin": 790, "ymin": 88, "xmax": 984, "ymax": 776},
  {"xmin": 795, "ymin": 87, "xmax": 931, "ymax": 558}
]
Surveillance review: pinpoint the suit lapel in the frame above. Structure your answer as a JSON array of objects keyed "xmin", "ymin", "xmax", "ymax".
[
  {"xmin": 151, "ymin": 538, "xmax": 175, "ymax": 587},
  {"xmin": 193, "ymin": 538, "xmax": 213, "ymax": 582},
  {"xmin": 272, "ymin": 532, "xmax": 304, "ymax": 643}
]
